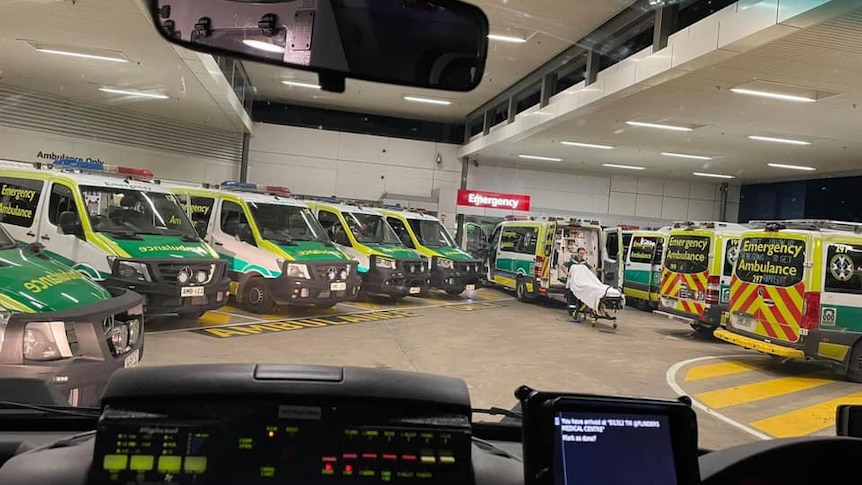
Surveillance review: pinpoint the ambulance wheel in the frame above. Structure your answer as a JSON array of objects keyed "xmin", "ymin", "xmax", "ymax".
[
  {"xmin": 315, "ymin": 302, "xmax": 338, "ymax": 309},
  {"xmin": 180, "ymin": 310, "xmax": 206, "ymax": 321},
  {"xmin": 446, "ymin": 289, "xmax": 464, "ymax": 296},
  {"xmin": 515, "ymin": 278, "xmax": 532, "ymax": 303},
  {"xmin": 242, "ymin": 277, "xmax": 275, "ymax": 314},
  {"xmin": 846, "ymin": 341, "xmax": 862, "ymax": 383},
  {"xmin": 690, "ymin": 323, "xmax": 716, "ymax": 333}
]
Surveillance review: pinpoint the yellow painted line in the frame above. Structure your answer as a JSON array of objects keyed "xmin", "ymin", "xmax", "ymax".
[
  {"xmin": 695, "ymin": 374, "xmax": 834, "ymax": 409},
  {"xmin": 351, "ymin": 302, "xmax": 381, "ymax": 311},
  {"xmin": 684, "ymin": 361, "xmax": 755, "ymax": 382},
  {"xmin": 751, "ymin": 391, "xmax": 862, "ymax": 438},
  {"xmin": 197, "ymin": 312, "xmax": 233, "ymax": 326}
]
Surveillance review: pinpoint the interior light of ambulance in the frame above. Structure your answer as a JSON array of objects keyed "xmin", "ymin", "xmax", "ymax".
[{"xmin": 53, "ymin": 158, "xmax": 154, "ymax": 180}]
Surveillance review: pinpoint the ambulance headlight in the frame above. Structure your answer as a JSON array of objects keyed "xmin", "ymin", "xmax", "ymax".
[
  {"xmin": 339, "ymin": 269, "xmax": 348, "ymax": 280},
  {"xmin": 127, "ymin": 319, "xmax": 141, "ymax": 346},
  {"xmin": 107, "ymin": 325, "xmax": 130, "ymax": 355},
  {"xmin": 375, "ymin": 257, "xmax": 396, "ymax": 270},
  {"xmin": 195, "ymin": 269, "xmax": 209, "ymax": 284},
  {"xmin": 286, "ymin": 263, "xmax": 311, "ymax": 279},
  {"xmin": 117, "ymin": 261, "xmax": 151, "ymax": 282},
  {"xmin": 177, "ymin": 267, "xmax": 192, "ymax": 285},
  {"xmin": 435, "ymin": 258, "xmax": 454, "ymax": 270},
  {"xmin": 23, "ymin": 322, "xmax": 72, "ymax": 361}
]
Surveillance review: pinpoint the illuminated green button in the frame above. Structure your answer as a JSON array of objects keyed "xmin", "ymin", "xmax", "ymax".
[
  {"xmin": 184, "ymin": 456, "xmax": 207, "ymax": 474},
  {"xmin": 260, "ymin": 466, "xmax": 276, "ymax": 478},
  {"xmin": 417, "ymin": 472, "xmax": 433, "ymax": 479},
  {"xmin": 102, "ymin": 454, "xmax": 128, "ymax": 471},
  {"xmin": 157, "ymin": 456, "xmax": 182, "ymax": 473},
  {"xmin": 129, "ymin": 455, "xmax": 154, "ymax": 472}
]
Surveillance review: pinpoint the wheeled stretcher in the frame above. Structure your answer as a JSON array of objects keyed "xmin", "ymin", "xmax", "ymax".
[{"xmin": 565, "ymin": 265, "xmax": 625, "ymax": 325}]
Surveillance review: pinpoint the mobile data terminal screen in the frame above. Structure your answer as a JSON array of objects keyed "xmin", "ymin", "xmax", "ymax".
[{"xmin": 552, "ymin": 404, "xmax": 684, "ymax": 485}]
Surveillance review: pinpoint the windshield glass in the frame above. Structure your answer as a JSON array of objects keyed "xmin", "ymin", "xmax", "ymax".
[
  {"xmin": 247, "ymin": 203, "xmax": 329, "ymax": 244},
  {"xmin": 736, "ymin": 236, "xmax": 806, "ymax": 287},
  {"xmin": 81, "ymin": 186, "xmax": 197, "ymax": 238},
  {"xmin": 663, "ymin": 235, "xmax": 710, "ymax": 274},
  {"xmin": 407, "ymin": 218, "xmax": 457, "ymax": 248},
  {"xmin": 0, "ymin": 226, "xmax": 17, "ymax": 250},
  {"xmin": 344, "ymin": 212, "xmax": 402, "ymax": 245}
]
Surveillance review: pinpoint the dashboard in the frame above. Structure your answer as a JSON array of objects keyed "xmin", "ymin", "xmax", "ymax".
[{"xmin": 1, "ymin": 364, "xmax": 862, "ymax": 485}]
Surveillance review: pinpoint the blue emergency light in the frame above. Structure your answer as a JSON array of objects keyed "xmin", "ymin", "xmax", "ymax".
[
  {"xmin": 53, "ymin": 158, "xmax": 154, "ymax": 180},
  {"xmin": 220, "ymin": 181, "xmax": 291, "ymax": 196}
]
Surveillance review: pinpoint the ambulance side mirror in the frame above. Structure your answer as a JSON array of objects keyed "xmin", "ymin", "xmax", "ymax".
[
  {"xmin": 194, "ymin": 223, "xmax": 208, "ymax": 239},
  {"xmin": 58, "ymin": 211, "xmax": 84, "ymax": 238}
]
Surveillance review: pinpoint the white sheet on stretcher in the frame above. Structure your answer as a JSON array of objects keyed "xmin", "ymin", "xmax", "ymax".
[{"xmin": 566, "ymin": 265, "xmax": 620, "ymax": 312}]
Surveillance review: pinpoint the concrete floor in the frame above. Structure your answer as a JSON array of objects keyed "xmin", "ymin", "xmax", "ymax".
[{"xmin": 142, "ymin": 288, "xmax": 857, "ymax": 451}]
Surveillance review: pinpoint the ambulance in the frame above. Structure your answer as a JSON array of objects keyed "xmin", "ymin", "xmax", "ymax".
[
  {"xmin": 0, "ymin": 159, "xmax": 230, "ymax": 318},
  {"xmin": 623, "ymin": 227, "xmax": 671, "ymax": 310},
  {"xmin": 655, "ymin": 221, "xmax": 746, "ymax": 332},
  {"xmin": 486, "ymin": 217, "xmax": 608, "ymax": 302},
  {"xmin": 166, "ymin": 182, "xmax": 361, "ymax": 313},
  {"xmin": 715, "ymin": 220, "xmax": 862, "ymax": 381},
  {"xmin": 0, "ymin": 221, "xmax": 144, "ymax": 407},
  {"xmin": 379, "ymin": 208, "xmax": 482, "ymax": 296},
  {"xmin": 306, "ymin": 200, "xmax": 430, "ymax": 300}
]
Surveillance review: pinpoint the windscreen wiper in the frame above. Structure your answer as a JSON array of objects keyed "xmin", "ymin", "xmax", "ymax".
[
  {"xmin": 103, "ymin": 230, "xmax": 143, "ymax": 240},
  {"xmin": 180, "ymin": 233, "xmax": 200, "ymax": 242},
  {"xmin": 0, "ymin": 401, "xmax": 101, "ymax": 418},
  {"xmin": 472, "ymin": 407, "xmax": 522, "ymax": 420}
]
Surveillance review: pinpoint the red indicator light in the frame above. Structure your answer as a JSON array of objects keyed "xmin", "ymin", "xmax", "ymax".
[
  {"xmin": 322, "ymin": 456, "xmax": 337, "ymax": 463},
  {"xmin": 361, "ymin": 453, "xmax": 378, "ymax": 460},
  {"xmin": 401, "ymin": 454, "xmax": 417, "ymax": 461},
  {"xmin": 345, "ymin": 465, "xmax": 353, "ymax": 472},
  {"xmin": 324, "ymin": 463, "xmax": 333, "ymax": 472},
  {"xmin": 382, "ymin": 454, "xmax": 397, "ymax": 461},
  {"xmin": 342, "ymin": 453, "xmax": 358, "ymax": 460}
]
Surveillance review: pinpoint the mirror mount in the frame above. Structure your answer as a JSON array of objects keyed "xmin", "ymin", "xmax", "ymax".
[{"xmin": 319, "ymin": 72, "xmax": 345, "ymax": 94}]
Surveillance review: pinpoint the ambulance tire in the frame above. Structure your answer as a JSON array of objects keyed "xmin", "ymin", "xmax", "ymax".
[
  {"xmin": 179, "ymin": 310, "xmax": 206, "ymax": 322},
  {"xmin": 690, "ymin": 323, "xmax": 717, "ymax": 334},
  {"xmin": 515, "ymin": 278, "xmax": 533, "ymax": 303},
  {"xmin": 445, "ymin": 289, "xmax": 464, "ymax": 296},
  {"xmin": 846, "ymin": 341, "xmax": 862, "ymax": 383},
  {"xmin": 315, "ymin": 302, "xmax": 338, "ymax": 309},
  {"xmin": 242, "ymin": 277, "xmax": 275, "ymax": 314}
]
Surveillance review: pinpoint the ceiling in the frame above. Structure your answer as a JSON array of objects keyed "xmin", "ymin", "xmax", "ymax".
[
  {"xmin": 469, "ymin": 6, "xmax": 862, "ymax": 183},
  {"xmin": 0, "ymin": 0, "xmax": 241, "ymax": 132},
  {"xmin": 246, "ymin": 0, "xmax": 637, "ymax": 122}
]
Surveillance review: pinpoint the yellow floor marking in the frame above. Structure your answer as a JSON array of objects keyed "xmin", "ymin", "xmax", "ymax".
[
  {"xmin": 751, "ymin": 391, "xmax": 862, "ymax": 438},
  {"xmin": 197, "ymin": 312, "xmax": 233, "ymax": 326},
  {"xmin": 695, "ymin": 374, "xmax": 834, "ymax": 409},
  {"xmin": 684, "ymin": 361, "xmax": 755, "ymax": 382},
  {"xmin": 351, "ymin": 302, "xmax": 381, "ymax": 311}
]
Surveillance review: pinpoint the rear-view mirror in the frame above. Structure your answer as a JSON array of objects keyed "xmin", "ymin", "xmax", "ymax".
[
  {"xmin": 58, "ymin": 211, "xmax": 83, "ymax": 238},
  {"xmin": 148, "ymin": 0, "xmax": 489, "ymax": 92}
]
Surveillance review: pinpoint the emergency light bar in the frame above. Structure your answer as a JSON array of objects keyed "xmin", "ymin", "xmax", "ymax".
[
  {"xmin": 53, "ymin": 158, "xmax": 154, "ymax": 180},
  {"xmin": 219, "ymin": 181, "xmax": 291, "ymax": 197}
]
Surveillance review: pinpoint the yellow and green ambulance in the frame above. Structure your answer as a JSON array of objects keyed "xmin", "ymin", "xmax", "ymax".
[
  {"xmin": 0, "ymin": 159, "xmax": 230, "ymax": 319},
  {"xmin": 656, "ymin": 221, "xmax": 746, "ymax": 332},
  {"xmin": 0, "ymin": 220, "xmax": 144, "ymax": 407},
  {"xmin": 307, "ymin": 200, "xmax": 430, "ymax": 301},
  {"xmin": 715, "ymin": 220, "xmax": 862, "ymax": 381},
  {"xmin": 379, "ymin": 208, "xmax": 482, "ymax": 296},
  {"xmin": 166, "ymin": 182, "xmax": 361, "ymax": 313},
  {"xmin": 622, "ymin": 227, "xmax": 670, "ymax": 310}
]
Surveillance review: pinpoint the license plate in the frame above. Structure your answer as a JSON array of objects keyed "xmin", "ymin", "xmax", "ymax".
[
  {"xmin": 124, "ymin": 349, "xmax": 139, "ymax": 368},
  {"xmin": 330, "ymin": 282, "xmax": 347, "ymax": 291},
  {"xmin": 679, "ymin": 289, "xmax": 693, "ymax": 299},
  {"xmin": 409, "ymin": 287, "xmax": 421, "ymax": 294},
  {"xmin": 466, "ymin": 284, "xmax": 476, "ymax": 291},
  {"xmin": 733, "ymin": 315, "xmax": 757, "ymax": 332},
  {"xmin": 181, "ymin": 286, "xmax": 205, "ymax": 297}
]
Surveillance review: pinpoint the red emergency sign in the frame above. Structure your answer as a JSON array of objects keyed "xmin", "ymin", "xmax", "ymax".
[{"xmin": 457, "ymin": 189, "xmax": 531, "ymax": 211}]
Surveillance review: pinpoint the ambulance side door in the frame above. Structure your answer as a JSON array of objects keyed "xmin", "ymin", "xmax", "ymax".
[
  {"xmin": 40, "ymin": 180, "xmax": 108, "ymax": 279},
  {"xmin": 602, "ymin": 228, "xmax": 622, "ymax": 286},
  {"xmin": 0, "ymin": 176, "xmax": 45, "ymax": 245},
  {"xmin": 211, "ymin": 199, "xmax": 255, "ymax": 278}
]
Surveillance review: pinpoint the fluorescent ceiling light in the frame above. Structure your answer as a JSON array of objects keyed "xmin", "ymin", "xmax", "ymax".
[
  {"xmin": 747, "ymin": 135, "xmax": 811, "ymax": 146},
  {"xmin": 518, "ymin": 154, "xmax": 562, "ymax": 162},
  {"xmin": 561, "ymin": 141, "xmax": 615, "ymax": 150},
  {"xmin": 242, "ymin": 39, "xmax": 284, "ymax": 54},
  {"xmin": 602, "ymin": 163, "xmax": 644, "ymax": 170},
  {"xmin": 730, "ymin": 88, "xmax": 815, "ymax": 103},
  {"xmin": 36, "ymin": 48, "xmax": 129, "ymax": 63},
  {"xmin": 767, "ymin": 163, "xmax": 816, "ymax": 171},
  {"xmin": 282, "ymin": 80, "xmax": 321, "ymax": 89},
  {"xmin": 98, "ymin": 87, "xmax": 169, "ymax": 99},
  {"xmin": 403, "ymin": 95, "xmax": 452, "ymax": 105},
  {"xmin": 487, "ymin": 34, "xmax": 527, "ymax": 43},
  {"xmin": 693, "ymin": 172, "xmax": 734, "ymax": 179},
  {"xmin": 625, "ymin": 121, "xmax": 693, "ymax": 132},
  {"xmin": 661, "ymin": 152, "xmax": 713, "ymax": 160}
]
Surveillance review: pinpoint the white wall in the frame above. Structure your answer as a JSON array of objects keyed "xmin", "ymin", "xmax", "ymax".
[
  {"xmin": 0, "ymin": 125, "xmax": 239, "ymax": 182},
  {"xmin": 247, "ymin": 123, "xmax": 463, "ymax": 222},
  {"xmin": 466, "ymin": 165, "xmax": 741, "ymax": 225}
]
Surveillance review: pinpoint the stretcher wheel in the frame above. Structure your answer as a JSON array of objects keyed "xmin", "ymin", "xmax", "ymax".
[{"xmin": 612, "ymin": 323, "xmax": 618, "ymax": 329}]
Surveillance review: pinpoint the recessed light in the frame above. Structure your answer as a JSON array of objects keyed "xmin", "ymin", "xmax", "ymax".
[
  {"xmin": 518, "ymin": 154, "xmax": 562, "ymax": 162},
  {"xmin": 602, "ymin": 163, "xmax": 644, "ymax": 170},
  {"xmin": 767, "ymin": 163, "xmax": 816, "ymax": 171},
  {"xmin": 282, "ymin": 80, "xmax": 321, "ymax": 89},
  {"xmin": 693, "ymin": 172, "xmax": 734, "ymax": 179},
  {"xmin": 561, "ymin": 141, "xmax": 615, "ymax": 150},
  {"xmin": 23, "ymin": 40, "xmax": 129, "ymax": 63},
  {"xmin": 98, "ymin": 87, "xmax": 169, "ymax": 99},
  {"xmin": 242, "ymin": 39, "xmax": 284, "ymax": 54},
  {"xmin": 625, "ymin": 121, "xmax": 693, "ymax": 132},
  {"xmin": 730, "ymin": 88, "xmax": 815, "ymax": 103},
  {"xmin": 487, "ymin": 34, "xmax": 527, "ymax": 43},
  {"xmin": 747, "ymin": 135, "xmax": 811, "ymax": 146},
  {"xmin": 661, "ymin": 152, "xmax": 713, "ymax": 160},
  {"xmin": 403, "ymin": 96, "xmax": 452, "ymax": 105}
]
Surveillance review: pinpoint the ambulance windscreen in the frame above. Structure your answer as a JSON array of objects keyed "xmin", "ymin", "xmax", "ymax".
[
  {"xmin": 736, "ymin": 237, "xmax": 805, "ymax": 287},
  {"xmin": 664, "ymin": 235, "xmax": 710, "ymax": 274}
]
